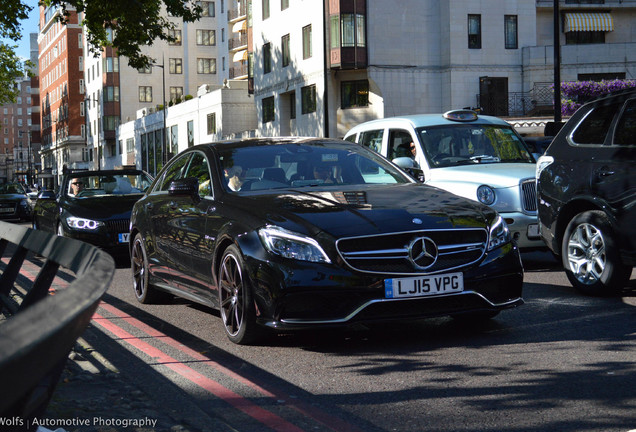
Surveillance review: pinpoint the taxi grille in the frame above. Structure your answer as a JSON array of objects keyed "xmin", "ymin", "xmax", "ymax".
[
  {"xmin": 336, "ymin": 228, "xmax": 487, "ymax": 275},
  {"xmin": 520, "ymin": 178, "xmax": 537, "ymax": 213}
]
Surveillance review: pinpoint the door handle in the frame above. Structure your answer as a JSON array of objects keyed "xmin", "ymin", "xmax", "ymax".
[
  {"xmin": 145, "ymin": 202, "xmax": 154, "ymax": 210},
  {"xmin": 169, "ymin": 201, "xmax": 178, "ymax": 209},
  {"xmin": 596, "ymin": 167, "xmax": 615, "ymax": 177}
]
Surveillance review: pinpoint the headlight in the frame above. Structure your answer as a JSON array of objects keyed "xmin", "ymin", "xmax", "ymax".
[
  {"xmin": 259, "ymin": 226, "xmax": 331, "ymax": 263},
  {"xmin": 19, "ymin": 199, "xmax": 29, "ymax": 208},
  {"xmin": 66, "ymin": 216, "xmax": 104, "ymax": 230},
  {"xmin": 536, "ymin": 155, "xmax": 554, "ymax": 180},
  {"xmin": 477, "ymin": 185, "xmax": 496, "ymax": 205},
  {"xmin": 488, "ymin": 215, "xmax": 511, "ymax": 251}
]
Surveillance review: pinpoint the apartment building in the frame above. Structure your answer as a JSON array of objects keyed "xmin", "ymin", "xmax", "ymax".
[
  {"xmin": 84, "ymin": 1, "xmax": 230, "ymax": 172},
  {"xmin": 0, "ymin": 78, "xmax": 35, "ymax": 183},
  {"xmin": 250, "ymin": 0, "xmax": 636, "ymax": 138}
]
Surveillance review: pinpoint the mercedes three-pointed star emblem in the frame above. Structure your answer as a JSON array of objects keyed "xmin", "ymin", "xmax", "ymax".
[{"xmin": 408, "ymin": 237, "xmax": 438, "ymax": 269}]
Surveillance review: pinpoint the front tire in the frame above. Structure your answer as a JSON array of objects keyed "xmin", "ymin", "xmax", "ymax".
[
  {"xmin": 131, "ymin": 233, "xmax": 170, "ymax": 304},
  {"xmin": 218, "ymin": 245, "xmax": 261, "ymax": 345},
  {"xmin": 562, "ymin": 210, "xmax": 631, "ymax": 296}
]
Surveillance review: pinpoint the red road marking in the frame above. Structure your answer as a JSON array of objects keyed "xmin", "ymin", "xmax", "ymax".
[
  {"xmin": 97, "ymin": 302, "xmax": 363, "ymax": 432},
  {"xmin": 93, "ymin": 312, "xmax": 304, "ymax": 432}
]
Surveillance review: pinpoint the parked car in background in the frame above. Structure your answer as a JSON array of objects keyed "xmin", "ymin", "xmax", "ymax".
[
  {"xmin": 130, "ymin": 137, "xmax": 524, "ymax": 345},
  {"xmin": 522, "ymin": 135, "xmax": 553, "ymax": 156},
  {"xmin": 536, "ymin": 89, "xmax": 636, "ymax": 296},
  {"xmin": 344, "ymin": 110, "xmax": 543, "ymax": 250},
  {"xmin": 0, "ymin": 181, "xmax": 32, "ymax": 222},
  {"xmin": 33, "ymin": 169, "xmax": 153, "ymax": 257}
]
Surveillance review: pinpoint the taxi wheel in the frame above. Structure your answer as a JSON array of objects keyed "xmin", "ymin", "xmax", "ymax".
[
  {"xmin": 218, "ymin": 245, "xmax": 262, "ymax": 345},
  {"xmin": 562, "ymin": 211, "xmax": 631, "ymax": 296},
  {"xmin": 131, "ymin": 233, "xmax": 170, "ymax": 304}
]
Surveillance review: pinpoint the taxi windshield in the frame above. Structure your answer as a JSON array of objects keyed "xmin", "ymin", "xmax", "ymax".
[{"xmin": 417, "ymin": 124, "xmax": 534, "ymax": 168}]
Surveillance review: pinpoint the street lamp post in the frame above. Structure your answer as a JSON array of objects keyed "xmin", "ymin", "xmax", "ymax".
[{"xmin": 152, "ymin": 55, "xmax": 167, "ymax": 168}]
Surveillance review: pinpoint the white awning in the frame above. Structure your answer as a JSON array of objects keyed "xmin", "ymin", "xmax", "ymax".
[
  {"xmin": 564, "ymin": 12, "xmax": 613, "ymax": 32},
  {"xmin": 232, "ymin": 20, "xmax": 247, "ymax": 33},
  {"xmin": 232, "ymin": 50, "xmax": 247, "ymax": 62}
]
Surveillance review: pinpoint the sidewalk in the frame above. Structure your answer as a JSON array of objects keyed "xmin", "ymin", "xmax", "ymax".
[{"xmin": 40, "ymin": 337, "xmax": 198, "ymax": 432}]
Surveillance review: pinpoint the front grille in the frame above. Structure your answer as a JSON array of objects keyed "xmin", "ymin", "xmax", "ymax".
[
  {"xmin": 106, "ymin": 219, "xmax": 129, "ymax": 234},
  {"xmin": 336, "ymin": 228, "xmax": 487, "ymax": 275},
  {"xmin": 520, "ymin": 178, "xmax": 537, "ymax": 212}
]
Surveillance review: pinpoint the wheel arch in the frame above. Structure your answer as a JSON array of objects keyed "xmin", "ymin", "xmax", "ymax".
[{"xmin": 554, "ymin": 197, "xmax": 615, "ymax": 256}]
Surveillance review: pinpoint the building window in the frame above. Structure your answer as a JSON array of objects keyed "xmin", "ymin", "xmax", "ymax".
[
  {"xmin": 170, "ymin": 125, "xmax": 178, "ymax": 154},
  {"xmin": 138, "ymin": 65, "xmax": 152, "ymax": 74},
  {"xmin": 301, "ymin": 84, "xmax": 316, "ymax": 114},
  {"xmin": 139, "ymin": 86, "xmax": 152, "ymax": 102},
  {"xmin": 198, "ymin": 1, "xmax": 215, "ymax": 17},
  {"xmin": 126, "ymin": 138, "xmax": 134, "ymax": 153},
  {"xmin": 168, "ymin": 29, "xmax": 182, "ymax": 45},
  {"xmin": 340, "ymin": 14, "xmax": 366, "ymax": 47},
  {"xmin": 282, "ymin": 34, "xmax": 290, "ymax": 67},
  {"xmin": 197, "ymin": 58, "xmax": 216, "ymax": 74},
  {"xmin": 262, "ymin": 96, "xmax": 275, "ymax": 123},
  {"xmin": 170, "ymin": 86, "xmax": 184, "ymax": 102},
  {"xmin": 103, "ymin": 116, "xmax": 120, "ymax": 131},
  {"xmin": 302, "ymin": 25, "xmax": 312, "ymax": 59},
  {"xmin": 341, "ymin": 80, "xmax": 369, "ymax": 109},
  {"xmin": 196, "ymin": 29, "xmax": 215, "ymax": 45},
  {"xmin": 263, "ymin": 42, "xmax": 272, "ymax": 73},
  {"xmin": 169, "ymin": 58, "xmax": 183, "ymax": 74},
  {"xmin": 187, "ymin": 120, "xmax": 194, "ymax": 147},
  {"xmin": 281, "ymin": 0, "xmax": 289, "ymax": 10},
  {"xmin": 207, "ymin": 113, "xmax": 216, "ymax": 134},
  {"xmin": 104, "ymin": 86, "xmax": 120, "ymax": 102},
  {"xmin": 566, "ymin": 32, "xmax": 605, "ymax": 45},
  {"xmin": 262, "ymin": 0, "xmax": 270, "ymax": 19},
  {"xmin": 468, "ymin": 14, "xmax": 481, "ymax": 49},
  {"xmin": 505, "ymin": 15, "xmax": 518, "ymax": 49},
  {"xmin": 290, "ymin": 91, "xmax": 296, "ymax": 119},
  {"xmin": 103, "ymin": 57, "xmax": 119, "ymax": 72}
]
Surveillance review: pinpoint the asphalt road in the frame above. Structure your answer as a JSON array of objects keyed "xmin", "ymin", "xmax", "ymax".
[{"xmin": 60, "ymin": 248, "xmax": 634, "ymax": 432}]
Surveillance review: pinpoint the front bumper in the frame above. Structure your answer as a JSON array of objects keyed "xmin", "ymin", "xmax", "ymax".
[
  {"xmin": 501, "ymin": 211, "xmax": 544, "ymax": 249},
  {"xmin": 246, "ymin": 242, "xmax": 524, "ymax": 330}
]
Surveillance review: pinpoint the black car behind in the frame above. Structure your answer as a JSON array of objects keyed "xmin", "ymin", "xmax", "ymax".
[
  {"xmin": 33, "ymin": 169, "xmax": 153, "ymax": 256},
  {"xmin": 130, "ymin": 138, "xmax": 524, "ymax": 344},
  {"xmin": 536, "ymin": 89, "xmax": 636, "ymax": 295},
  {"xmin": 0, "ymin": 181, "xmax": 32, "ymax": 222}
]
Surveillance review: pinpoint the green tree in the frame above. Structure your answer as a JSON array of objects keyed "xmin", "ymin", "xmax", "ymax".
[{"xmin": 0, "ymin": 0, "xmax": 202, "ymax": 102}]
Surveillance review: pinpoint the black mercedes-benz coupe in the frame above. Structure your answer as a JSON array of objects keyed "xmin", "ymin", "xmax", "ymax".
[
  {"xmin": 130, "ymin": 138, "xmax": 524, "ymax": 344},
  {"xmin": 0, "ymin": 181, "xmax": 32, "ymax": 222},
  {"xmin": 33, "ymin": 168, "xmax": 153, "ymax": 256}
]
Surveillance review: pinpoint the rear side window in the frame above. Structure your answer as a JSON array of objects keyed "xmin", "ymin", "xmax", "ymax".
[
  {"xmin": 613, "ymin": 99, "xmax": 636, "ymax": 147},
  {"xmin": 572, "ymin": 101, "xmax": 622, "ymax": 145},
  {"xmin": 359, "ymin": 129, "xmax": 384, "ymax": 153}
]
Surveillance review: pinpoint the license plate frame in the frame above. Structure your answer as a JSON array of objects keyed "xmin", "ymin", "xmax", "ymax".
[{"xmin": 385, "ymin": 272, "xmax": 464, "ymax": 299}]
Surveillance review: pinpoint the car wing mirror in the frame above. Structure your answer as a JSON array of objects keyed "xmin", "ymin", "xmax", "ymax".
[{"xmin": 169, "ymin": 177, "xmax": 200, "ymax": 201}]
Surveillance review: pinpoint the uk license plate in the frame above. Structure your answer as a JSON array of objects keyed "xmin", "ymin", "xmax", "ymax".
[
  {"xmin": 118, "ymin": 233, "xmax": 130, "ymax": 243},
  {"xmin": 385, "ymin": 272, "xmax": 463, "ymax": 299},
  {"xmin": 0, "ymin": 207, "xmax": 14, "ymax": 213}
]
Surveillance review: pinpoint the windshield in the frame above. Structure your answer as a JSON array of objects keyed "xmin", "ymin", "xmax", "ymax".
[
  {"xmin": 417, "ymin": 124, "xmax": 534, "ymax": 168},
  {"xmin": 0, "ymin": 183, "xmax": 25, "ymax": 195},
  {"xmin": 218, "ymin": 142, "xmax": 414, "ymax": 193},
  {"xmin": 66, "ymin": 172, "xmax": 153, "ymax": 198}
]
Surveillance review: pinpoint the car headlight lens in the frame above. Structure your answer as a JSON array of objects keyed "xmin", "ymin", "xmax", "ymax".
[
  {"xmin": 477, "ymin": 185, "xmax": 496, "ymax": 205},
  {"xmin": 536, "ymin": 155, "xmax": 554, "ymax": 180},
  {"xmin": 19, "ymin": 199, "xmax": 29, "ymax": 208},
  {"xmin": 66, "ymin": 216, "xmax": 104, "ymax": 230},
  {"xmin": 488, "ymin": 215, "xmax": 511, "ymax": 251},
  {"xmin": 259, "ymin": 226, "xmax": 331, "ymax": 263}
]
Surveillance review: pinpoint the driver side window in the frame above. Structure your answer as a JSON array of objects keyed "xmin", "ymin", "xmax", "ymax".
[
  {"xmin": 155, "ymin": 154, "xmax": 191, "ymax": 192},
  {"xmin": 184, "ymin": 152, "xmax": 212, "ymax": 197}
]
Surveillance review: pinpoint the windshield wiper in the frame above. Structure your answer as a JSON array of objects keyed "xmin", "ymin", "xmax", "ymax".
[{"xmin": 470, "ymin": 155, "xmax": 501, "ymax": 163}]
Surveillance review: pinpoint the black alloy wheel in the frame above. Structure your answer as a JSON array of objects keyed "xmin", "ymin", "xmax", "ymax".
[
  {"xmin": 218, "ymin": 245, "xmax": 261, "ymax": 345},
  {"xmin": 131, "ymin": 233, "xmax": 170, "ymax": 304}
]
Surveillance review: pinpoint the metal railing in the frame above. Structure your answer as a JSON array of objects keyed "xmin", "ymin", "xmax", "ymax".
[{"xmin": 0, "ymin": 221, "xmax": 114, "ymax": 428}]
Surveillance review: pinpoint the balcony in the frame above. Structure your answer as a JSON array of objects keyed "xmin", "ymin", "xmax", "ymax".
[
  {"xmin": 230, "ymin": 64, "xmax": 248, "ymax": 79},
  {"xmin": 229, "ymin": 33, "xmax": 248, "ymax": 51},
  {"xmin": 228, "ymin": 2, "xmax": 247, "ymax": 21}
]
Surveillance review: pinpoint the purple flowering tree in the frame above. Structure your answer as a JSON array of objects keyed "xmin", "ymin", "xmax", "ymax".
[{"xmin": 560, "ymin": 79, "xmax": 636, "ymax": 116}]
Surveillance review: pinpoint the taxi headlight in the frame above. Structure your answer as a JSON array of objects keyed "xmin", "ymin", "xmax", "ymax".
[
  {"xmin": 477, "ymin": 185, "xmax": 496, "ymax": 205},
  {"xmin": 66, "ymin": 216, "xmax": 104, "ymax": 230},
  {"xmin": 259, "ymin": 226, "xmax": 331, "ymax": 263}
]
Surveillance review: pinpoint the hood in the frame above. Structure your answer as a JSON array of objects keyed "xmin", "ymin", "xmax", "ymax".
[
  {"xmin": 230, "ymin": 183, "xmax": 495, "ymax": 239},
  {"xmin": 63, "ymin": 195, "xmax": 142, "ymax": 220},
  {"xmin": 428, "ymin": 163, "xmax": 536, "ymax": 189},
  {"xmin": 0, "ymin": 193, "xmax": 27, "ymax": 202}
]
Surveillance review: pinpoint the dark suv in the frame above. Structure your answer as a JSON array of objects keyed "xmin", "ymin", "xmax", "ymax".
[
  {"xmin": 536, "ymin": 89, "xmax": 635, "ymax": 295},
  {"xmin": 537, "ymin": 89, "xmax": 636, "ymax": 295}
]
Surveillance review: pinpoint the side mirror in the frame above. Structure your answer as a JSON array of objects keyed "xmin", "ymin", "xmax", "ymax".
[
  {"xmin": 168, "ymin": 177, "xmax": 200, "ymax": 200},
  {"xmin": 37, "ymin": 190, "xmax": 56, "ymax": 200},
  {"xmin": 392, "ymin": 157, "xmax": 425, "ymax": 182}
]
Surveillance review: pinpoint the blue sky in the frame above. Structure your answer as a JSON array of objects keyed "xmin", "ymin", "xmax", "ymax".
[{"xmin": 4, "ymin": 0, "xmax": 40, "ymax": 60}]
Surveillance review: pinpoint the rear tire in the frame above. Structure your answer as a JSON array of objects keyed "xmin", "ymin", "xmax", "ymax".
[
  {"xmin": 131, "ymin": 233, "xmax": 171, "ymax": 304},
  {"xmin": 562, "ymin": 210, "xmax": 631, "ymax": 296}
]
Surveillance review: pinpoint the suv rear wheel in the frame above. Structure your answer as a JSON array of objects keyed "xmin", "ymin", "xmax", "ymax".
[{"xmin": 562, "ymin": 210, "xmax": 631, "ymax": 296}]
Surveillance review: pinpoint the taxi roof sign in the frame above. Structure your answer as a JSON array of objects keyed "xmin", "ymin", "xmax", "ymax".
[{"xmin": 443, "ymin": 110, "xmax": 479, "ymax": 122}]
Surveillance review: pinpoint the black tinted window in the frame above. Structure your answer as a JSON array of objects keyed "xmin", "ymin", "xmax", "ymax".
[
  {"xmin": 156, "ymin": 154, "xmax": 191, "ymax": 192},
  {"xmin": 614, "ymin": 99, "xmax": 636, "ymax": 147},
  {"xmin": 572, "ymin": 101, "xmax": 622, "ymax": 145},
  {"xmin": 185, "ymin": 152, "xmax": 212, "ymax": 197}
]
